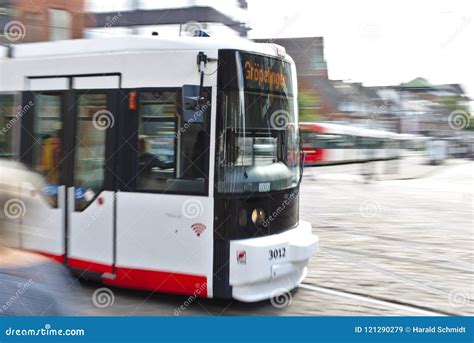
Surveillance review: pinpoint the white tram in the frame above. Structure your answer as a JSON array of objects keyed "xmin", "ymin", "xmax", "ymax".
[
  {"xmin": 300, "ymin": 122, "xmax": 401, "ymax": 166},
  {"xmin": 0, "ymin": 36, "xmax": 318, "ymax": 302}
]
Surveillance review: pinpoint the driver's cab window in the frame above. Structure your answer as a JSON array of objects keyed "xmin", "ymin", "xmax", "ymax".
[{"xmin": 137, "ymin": 90, "xmax": 210, "ymax": 194}]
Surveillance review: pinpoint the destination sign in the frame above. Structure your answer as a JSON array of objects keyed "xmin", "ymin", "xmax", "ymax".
[{"xmin": 240, "ymin": 52, "xmax": 293, "ymax": 95}]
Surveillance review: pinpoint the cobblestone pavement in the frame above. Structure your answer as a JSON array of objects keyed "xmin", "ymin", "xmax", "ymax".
[
  {"xmin": 302, "ymin": 159, "xmax": 473, "ymax": 316},
  {"xmin": 79, "ymin": 158, "xmax": 473, "ymax": 316}
]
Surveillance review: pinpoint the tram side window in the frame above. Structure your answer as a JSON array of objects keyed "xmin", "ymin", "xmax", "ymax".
[
  {"xmin": 137, "ymin": 91, "xmax": 210, "ymax": 194},
  {"xmin": 0, "ymin": 95, "xmax": 18, "ymax": 159},
  {"xmin": 74, "ymin": 93, "xmax": 108, "ymax": 211},
  {"xmin": 32, "ymin": 94, "xmax": 63, "ymax": 207},
  {"xmin": 320, "ymin": 134, "xmax": 345, "ymax": 149}
]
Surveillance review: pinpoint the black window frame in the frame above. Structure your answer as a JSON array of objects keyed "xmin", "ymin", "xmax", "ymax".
[
  {"xmin": 0, "ymin": 92, "xmax": 21, "ymax": 159},
  {"xmin": 18, "ymin": 91, "xmax": 67, "ymax": 209},
  {"xmin": 15, "ymin": 85, "xmax": 212, "ymax": 200},
  {"xmin": 71, "ymin": 89, "xmax": 118, "ymax": 211},
  {"xmin": 125, "ymin": 87, "xmax": 212, "ymax": 197},
  {"xmin": 18, "ymin": 87, "xmax": 119, "ymax": 211}
]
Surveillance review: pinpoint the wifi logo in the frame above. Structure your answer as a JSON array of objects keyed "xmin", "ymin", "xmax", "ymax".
[{"xmin": 191, "ymin": 223, "xmax": 206, "ymax": 237}]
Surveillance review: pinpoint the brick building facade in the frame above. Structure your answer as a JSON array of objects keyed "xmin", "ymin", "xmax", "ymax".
[{"xmin": 1, "ymin": 0, "xmax": 86, "ymax": 43}]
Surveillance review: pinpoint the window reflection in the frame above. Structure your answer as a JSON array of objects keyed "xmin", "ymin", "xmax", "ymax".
[
  {"xmin": 32, "ymin": 94, "xmax": 63, "ymax": 207},
  {"xmin": 74, "ymin": 94, "xmax": 107, "ymax": 211},
  {"xmin": 0, "ymin": 95, "xmax": 17, "ymax": 159},
  {"xmin": 137, "ymin": 91, "xmax": 210, "ymax": 194}
]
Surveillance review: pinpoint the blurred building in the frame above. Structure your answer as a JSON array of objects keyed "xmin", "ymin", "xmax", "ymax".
[
  {"xmin": 366, "ymin": 78, "xmax": 471, "ymax": 135},
  {"xmin": 254, "ymin": 37, "xmax": 471, "ymax": 135},
  {"xmin": 254, "ymin": 37, "xmax": 328, "ymax": 78},
  {"xmin": 254, "ymin": 37, "xmax": 330, "ymax": 123},
  {"xmin": 254, "ymin": 37, "xmax": 398, "ymax": 130},
  {"xmin": 0, "ymin": 1, "xmax": 12, "ymax": 42},
  {"xmin": 398, "ymin": 78, "xmax": 470, "ymax": 135},
  {"xmin": 0, "ymin": 0, "xmax": 86, "ymax": 43},
  {"xmin": 85, "ymin": 0, "xmax": 249, "ymax": 38},
  {"xmin": 309, "ymin": 79, "xmax": 399, "ymax": 131}
]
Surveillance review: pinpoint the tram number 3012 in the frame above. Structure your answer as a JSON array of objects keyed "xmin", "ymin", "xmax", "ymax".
[{"xmin": 269, "ymin": 247, "xmax": 286, "ymax": 260}]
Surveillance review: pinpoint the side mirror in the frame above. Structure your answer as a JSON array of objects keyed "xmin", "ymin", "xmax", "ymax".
[{"xmin": 182, "ymin": 85, "xmax": 205, "ymax": 123}]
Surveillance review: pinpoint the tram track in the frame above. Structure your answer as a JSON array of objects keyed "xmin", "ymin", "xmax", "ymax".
[{"xmin": 299, "ymin": 283, "xmax": 453, "ymax": 316}]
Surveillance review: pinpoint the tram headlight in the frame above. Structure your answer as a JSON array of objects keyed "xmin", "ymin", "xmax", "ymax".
[{"xmin": 251, "ymin": 208, "xmax": 266, "ymax": 226}]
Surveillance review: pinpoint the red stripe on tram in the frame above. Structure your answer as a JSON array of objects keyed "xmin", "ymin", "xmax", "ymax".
[
  {"xmin": 67, "ymin": 258, "xmax": 114, "ymax": 274},
  {"xmin": 35, "ymin": 250, "xmax": 65, "ymax": 264},
  {"xmin": 105, "ymin": 267, "xmax": 208, "ymax": 297},
  {"xmin": 33, "ymin": 251, "xmax": 208, "ymax": 297}
]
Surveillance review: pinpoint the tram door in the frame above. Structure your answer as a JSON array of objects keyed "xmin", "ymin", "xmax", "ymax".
[
  {"xmin": 19, "ymin": 78, "xmax": 69, "ymax": 259},
  {"xmin": 20, "ymin": 76, "xmax": 119, "ymax": 272},
  {"xmin": 67, "ymin": 76, "xmax": 119, "ymax": 274}
]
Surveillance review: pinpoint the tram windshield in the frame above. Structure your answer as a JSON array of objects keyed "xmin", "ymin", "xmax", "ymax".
[{"xmin": 216, "ymin": 51, "xmax": 299, "ymax": 194}]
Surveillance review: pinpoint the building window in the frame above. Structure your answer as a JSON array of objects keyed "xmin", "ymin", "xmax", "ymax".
[
  {"xmin": 48, "ymin": 9, "xmax": 72, "ymax": 41},
  {"xmin": 24, "ymin": 12, "xmax": 44, "ymax": 42}
]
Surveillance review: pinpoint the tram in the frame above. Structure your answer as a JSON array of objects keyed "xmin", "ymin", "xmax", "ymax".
[
  {"xmin": 0, "ymin": 36, "xmax": 318, "ymax": 302},
  {"xmin": 300, "ymin": 122, "xmax": 401, "ymax": 166}
]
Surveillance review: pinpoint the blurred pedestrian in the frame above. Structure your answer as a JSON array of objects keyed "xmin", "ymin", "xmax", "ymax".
[{"xmin": 0, "ymin": 160, "xmax": 80, "ymax": 316}]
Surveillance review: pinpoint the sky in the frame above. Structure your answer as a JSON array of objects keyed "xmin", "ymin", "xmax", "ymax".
[
  {"xmin": 247, "ymin": 0, "xmax": 473, "ymax": 101},
  {"xmin": 87, "ymin": 0, "xmax": 473, "ymax": 102}
]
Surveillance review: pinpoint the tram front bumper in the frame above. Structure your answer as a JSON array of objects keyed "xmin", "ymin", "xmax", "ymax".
[{"xmin": 229, "ymin": 220, "xmax": 319, "ymax": 302}]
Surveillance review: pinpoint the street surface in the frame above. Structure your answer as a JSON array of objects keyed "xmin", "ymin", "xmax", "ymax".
[{"xmin": 77, "ymin": 155, "xmax": 473, "ymax": 316}]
